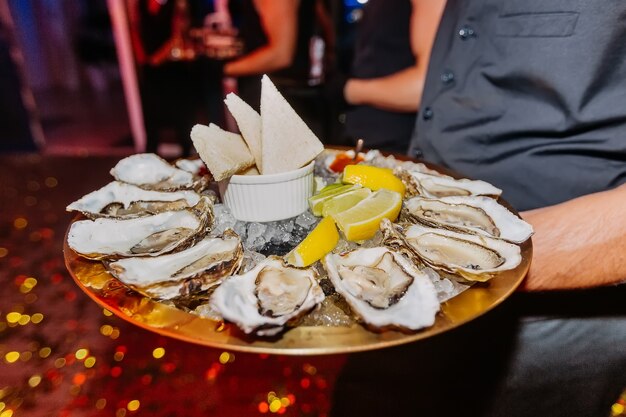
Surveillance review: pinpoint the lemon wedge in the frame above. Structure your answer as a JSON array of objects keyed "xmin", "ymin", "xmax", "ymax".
[
  {"xmin": 308, "ymin": 184, "xmax": 361, "ymax": 216},
  {"xmin": 317, "ymin": 182, "xmax": 346, "ymax": 195},
  {"xmin": 286, "ymin": 216, "xmax": 339, "ymax": 267},
  {"xmin": 332, "ymin": 189, "xmax": 403, "ymax": 241},
  {"xmin": 342, "ymin": 165, "xmax": 406, "ymax": 197},
  {"xmin": 321, "ymin": 187, "xmax": 372, "ymax": 218}
]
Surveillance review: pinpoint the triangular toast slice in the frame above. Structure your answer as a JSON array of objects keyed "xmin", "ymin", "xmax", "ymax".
[
  {"xmin": 260, "ymin": 75, "xmax": 324, "ymax": 174},
  {"xmin": 224, "ymin": 92, "xmax": 263, "ymax": 172},
  {"xmin": 190, "ymin": 123, "xmax": 255, "ymax": 181}
]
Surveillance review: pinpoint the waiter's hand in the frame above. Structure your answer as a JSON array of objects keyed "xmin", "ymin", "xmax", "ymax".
[{"xmin": 519, "ymin": 184, "xmax": 626, "ymax": 291}]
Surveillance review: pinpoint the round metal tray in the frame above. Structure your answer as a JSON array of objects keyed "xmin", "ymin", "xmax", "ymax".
[{"xmin": 64, "ymin": 213, "xmax": 531, "ymax": 356}]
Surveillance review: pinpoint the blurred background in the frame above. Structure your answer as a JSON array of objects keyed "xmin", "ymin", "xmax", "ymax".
[{"xmin": 0, "ymin": 0, "xmax": 368, "ymax": 157}]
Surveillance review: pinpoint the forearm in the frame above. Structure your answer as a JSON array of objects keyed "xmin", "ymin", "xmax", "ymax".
[
  {"xmin": 520, "ymin": 184, "xmax": 626, "ymax": 291},
  {"xmin": 344, "ymin": 66, "xmax": 424, "ymax": 113},
  {"xmin": 224, "ymin": 46, "xmax": 292, "ymax": 77},
  {"xmin": 224, "ymin": 0, "xmax": 298, "ymax": 78},
  {"xmin": 343, "ymin": 0, "xmax": 445, "ymax": 113}
]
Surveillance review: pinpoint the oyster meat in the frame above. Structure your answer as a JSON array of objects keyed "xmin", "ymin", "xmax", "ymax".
[
  {"xmin": 111, "ymin": 153, "xmax": 205, "ymax": 191},
  {"xmin": 175, "ymin": 157, "xmax": 206, "ymax": 175},
  {"xmin": 210, "ymin": 256, "xmax": 325, "ymax": 336},
  {"xmin": 107, "ymin": 229, "xmax": 243, "ymax": 300},
  {"xmin": 66, "ymin": 181, "xmax": 201, "ymax": 219},
  {"xmin": 395, "ymin": 168, "xmax": 502, "ymax": 198},
  {"xmin": 382, "ymin": 220, "xmax": 521, "ymax": 282},
  {"xmin": 404, "ymin": 195, "xmax": 533, "ymax": 243},
  {"xmin": 67, "ymin": 197, "xmax": 213, "ymax": 260},
  {"xmin": 323, "ymin": 247, "xmax": 440, "ymax": 331}
]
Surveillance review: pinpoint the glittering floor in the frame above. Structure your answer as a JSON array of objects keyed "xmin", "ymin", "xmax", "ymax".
[
  {"xmin": 1, "ymin": 154, "xmax": 625, "ymax": 417},
  {"xmin": 0, "ymin": 155, "xmax": 346, "ymax": 417}
]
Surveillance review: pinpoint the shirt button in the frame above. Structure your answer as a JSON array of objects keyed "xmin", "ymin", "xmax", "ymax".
[
  {"xmin": 422, "ymin": 107, "xmax": 434, "ymax": 120},
  {"xmin": 458, "ymin": 25, "xmax": 476, "ymax": 40},
  {"xmin": 413, "ymin": 148, "xmax": 423, "ymax": 158},
  {"xmin": 441, "ymin": 70, "xmax": 455, "ymax": 85}
]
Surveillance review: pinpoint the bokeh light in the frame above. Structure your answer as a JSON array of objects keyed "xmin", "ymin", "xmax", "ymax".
[
  {"xmin": 127, "ymin": 400, "xmax": 140, "ymax": 411},
  {"xmin": 13, "ymin": 218, "xmax": 28, "ymax": 229},
  {"xmin": 95, "ymin": 399, "xmax": 107, "ymax": 410},
  {"xmin": 28, "ymin": 375, "xmax": 42, "ymax": 388},
  {"xmin": 75, "ymin": 349, "xmax": 89, "ymax": 360},
  {"xmin": 152, "ymin": 347, "xmax": 165, "ymax": 359},
  {"xmin": 84, "ymin": 357, "xmax": 96, "ymax": 368},
  {"xmin": 44, "ymin": 177, "xmax": 58, "ymax": 188},
  {"xmin": 4, "ymin": 352, "xmax": 19, "ymax": 363},
  {"xmin": 38, "ymin": 347, "xmax": 51, "ymax": 358}
]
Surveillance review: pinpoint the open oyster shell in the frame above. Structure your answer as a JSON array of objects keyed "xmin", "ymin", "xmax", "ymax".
[
  {"xmin": 381, "ymin": 219, "xmax": 521, "ymax": 282},
  {"xmin": 111, "ymin": 153, "xmax": 208, "ymax": 192},
  {"xmin": 323, "ymin": 247, "xmax": 440, "ymax": 331},
  {"xmin": 404, "ymin": 195, "xmax": 533, "ymax": 243},
  {"xmin": 106, "ymin": 229, "xmax": 243, "ymax": 300},
  {"xmin": 175, "ymin": 157, "xmax": 206, "ymax": 175},
  {"xmin": 395, "ymin": 167, "xmax": 502, "ymax": 199},
  {"xmin": 210, "ymin": 256, "xmax": 325, "ymax": 336},
  {"xmin": 67, "ymin": 197, "xmax": 214, "ymax": 260},
  {"xmin": 66, "ymin": 181, "xmax": 202, "ymax": 219}
]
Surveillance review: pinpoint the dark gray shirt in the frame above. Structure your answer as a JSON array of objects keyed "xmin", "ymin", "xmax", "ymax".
[{"xmin": 409, "ymin": 0, "xmax": 626, "ymax": 210}]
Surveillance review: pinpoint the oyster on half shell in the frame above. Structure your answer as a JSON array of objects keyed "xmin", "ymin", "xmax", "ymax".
[
  {"xmin": 395, "ymin": 168, "xmax": 502, "ymax": 199},
  {"xmin": 175, "ymin": 157, "xmax": 206, "ymax": 175},
  {"xmin": 67, "ymin": 197, "xmax": 213, "ymax": 260},
  {"xmin": 381, "ymin": 219, "xmax": 521, "ymax": 282},
  {"xmin": 111, "ymin": 153, "xmax": 208, "ymax": 192},
  {"xmin": 210, "ymin": 256, "xmax": 325, "ymax": 336},
  {"xmin": 404, "ymin": 195, "xmax": 533, "ymax": 243},
  {"xmin": 66, "ymin": 181, "xmax": 202, "ymax": 219},
  {"xmin": 323, "ymin": 247, "xmax": 440, "ymax": 331},
  {"xmin": 106, "ymin": 229, "xmax": 243, "ymax": 300}
]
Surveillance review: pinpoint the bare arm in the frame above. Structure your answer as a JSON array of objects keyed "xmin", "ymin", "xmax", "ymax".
[
  {"xmin": 224, "ymin": 0, "xmax": 299, "ymax": 77},
  {"xmin": 520, "ymin": 184, "xmax": 626, "ymax": 291},
  {"xmin": 343, "ymin": 0, "xmax": 446, "ymax": 112}
]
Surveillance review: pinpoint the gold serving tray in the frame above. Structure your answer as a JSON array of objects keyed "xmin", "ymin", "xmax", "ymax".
[{"xmin": 64, "ymin": 220, "xmax": 531, "ymax": 355}]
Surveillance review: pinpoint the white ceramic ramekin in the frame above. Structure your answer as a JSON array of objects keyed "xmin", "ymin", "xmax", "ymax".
[{"xmin": 218, "ymin": 161, "xmax": 315, "ymax": 222}]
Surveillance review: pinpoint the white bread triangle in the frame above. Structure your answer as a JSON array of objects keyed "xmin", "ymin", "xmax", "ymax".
[
  {"xmin": 224, "ymin": 93, "xmax": 263, "ymax": 172},
  {"xmin": 190, "ymin": 123, "xmax": 255, "ymax": 181},
  {"xmin": 260, "ymin": 74, "xmax": 324, "ymax": 174}
]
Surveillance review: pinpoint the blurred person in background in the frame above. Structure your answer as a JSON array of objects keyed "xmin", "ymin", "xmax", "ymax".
[
  {"xmin": 0, "ymin": 11, "xmax": 39, "ymax": 152},
  {"xmin": 224, "ymin": 0, "xmax": 333, "ymax": 141},
  {"xmin": 74, "ymin": 0, "xmax": 118, "ymax": 92},
  {"xmin": 129, "ymin": 0, "xmax": 199, "ymax": 156},
  {"xmin": 130, "ymin": 0, "xmax": 226, "ymax": 156},
  {"xmin": 340, "ymin": 0, "xmax": 445, "ymax": 153}
]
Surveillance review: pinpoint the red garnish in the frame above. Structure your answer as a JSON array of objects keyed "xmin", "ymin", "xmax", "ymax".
[{"xmin": 328, "ymin": 153, "xmax": 365, "ymax": 173}]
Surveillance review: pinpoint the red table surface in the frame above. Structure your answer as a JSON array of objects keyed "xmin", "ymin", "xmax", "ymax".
[{"xmin": 0, "ymin": 155, "xmax": 346, "ymax": 417}]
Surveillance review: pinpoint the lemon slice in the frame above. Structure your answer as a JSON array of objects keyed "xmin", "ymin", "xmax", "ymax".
[
  {"xmin": 317, "ymin": 182, "xmax": 346, "ymax": 195},
  {"xmin": 332, "ymin": 189, "xmax": 403, "ymax": 242},
  {"xmin": 286, "ymin": 216, "xmax": 339, "ymax": 267},
  {"xmin": 343, "ymin": 165, "xmax": 406, "ymax": 197},
  {"xmin": 321, "ymin": 187, "xmax": 372, "ymax": 218},
  {"xmin": 308, "ymin": 184, "xmax": 361, "ymax": 216}
]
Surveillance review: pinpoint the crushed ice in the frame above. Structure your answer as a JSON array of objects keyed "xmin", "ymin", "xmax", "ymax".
[{"xmin": 210, "ymin": 204, "xmax": 319, "ymax": 258}]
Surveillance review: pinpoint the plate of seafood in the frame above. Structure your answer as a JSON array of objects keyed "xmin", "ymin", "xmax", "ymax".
[{"xmin": 63, "ymin": 76, "xmax": 532, "ymax": 355}]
